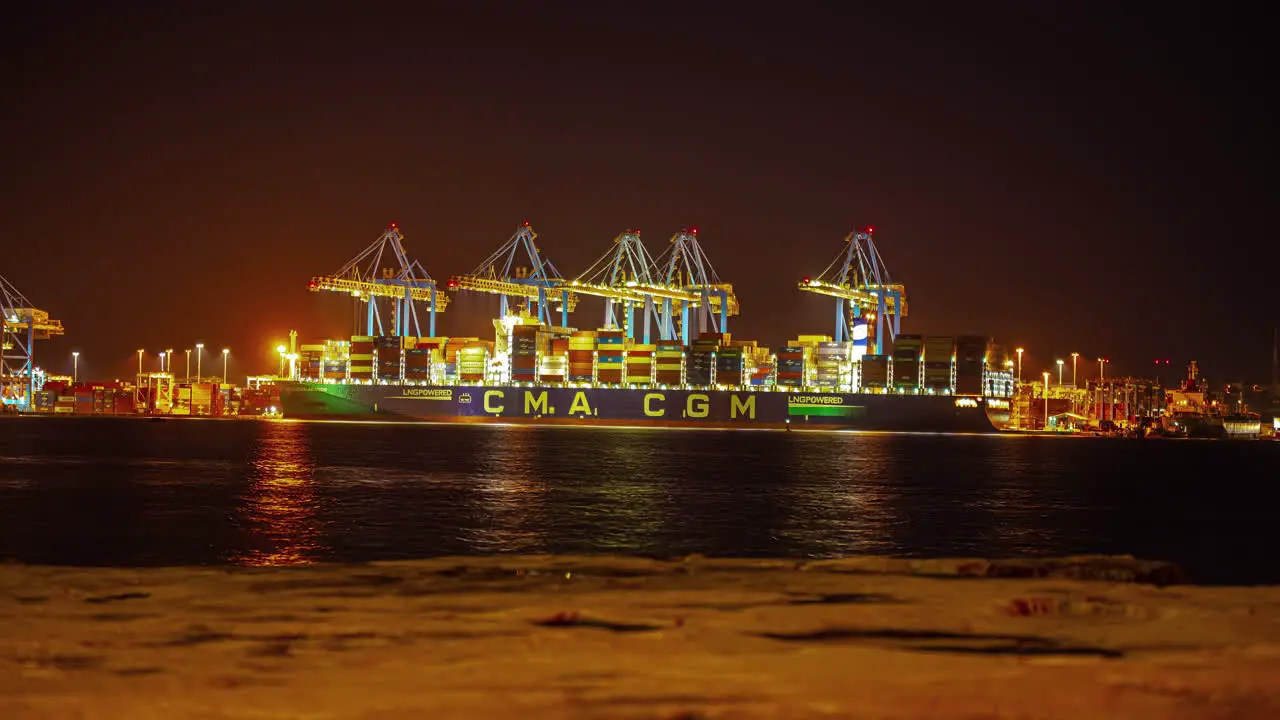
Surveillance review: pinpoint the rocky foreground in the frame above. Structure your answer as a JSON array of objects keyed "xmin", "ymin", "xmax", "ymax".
[{"xmin": 2, "ymin": 555, "xmax": 1278, "ymax": 719}]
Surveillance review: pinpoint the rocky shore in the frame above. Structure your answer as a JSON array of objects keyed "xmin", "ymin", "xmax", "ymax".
[{"xmin": 3, "ymin": 555, "xmax": 1278, "ymax": 719}]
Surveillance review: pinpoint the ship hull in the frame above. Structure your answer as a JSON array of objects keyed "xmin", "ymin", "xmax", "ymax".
[{"xmin": 279, "ymin": 383, "xmax": 1011, "ymax": 433}]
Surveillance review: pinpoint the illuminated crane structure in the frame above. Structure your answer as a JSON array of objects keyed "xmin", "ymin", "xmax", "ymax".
[
  {"xmin": 307, "ymin": 223, "xmax": 449, "ymax": 337},
  {"xmin": 1, "ymin": 272, "xmax": 65, "ymax": 410},
  {"xmin": 646, "ymin": 228, "xmax": 739, "ymax": 345},
  {"xmin": 445, "ymin": 222, "xmax": 578, "ymax": 327},
  {"xmin": 566, "ymin": 229, "xmax": 664, "ymax": 343},
  {"xmin": 798, "ymin": 226, "xmax": 906, "ymax": 354}
]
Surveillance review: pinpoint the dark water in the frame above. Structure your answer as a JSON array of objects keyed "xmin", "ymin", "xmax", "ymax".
[{"xmin": 1, "ymin": 417, "xmax": 1276, "ymax": 584}]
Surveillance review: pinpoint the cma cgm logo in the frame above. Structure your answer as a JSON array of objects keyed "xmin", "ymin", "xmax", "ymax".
[
  {"xmin": 955, "ymin": 398, "xmax": 979, "ymax": 407},
  {"xmin": 788, "ymin": 395, "xmax": 844, "ymax": 405},
  {"xmin": 986, "ymin": 399, "xmax": 1010, "ymax": 409}
]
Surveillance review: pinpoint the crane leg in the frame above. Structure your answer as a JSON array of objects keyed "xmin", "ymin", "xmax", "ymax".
[{"xmin": 429, "ymin": 288, "xmax": 437, "ymax": 337}]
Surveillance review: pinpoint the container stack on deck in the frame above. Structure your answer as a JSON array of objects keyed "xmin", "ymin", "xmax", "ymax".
[
  {"xmin": 892, "ymin": 334, "xmax": 923, "ymax": 392},
  {"xmin": 750, "ymin": 347, "xmax": 774, "ymax": 387},
  {"xmin": 955, "ymin": 335, "xmax": 986, "ymax": 395},
  {"xmin": 923, "ymin": 336, "xmax": 955, "ymax": 393},
  {"xmin": 406, "ymin": 338, "xmax": 441, "ymax": 382},
  {"xmin": 715, "ymin": 340, "xmax": 744, "ymax": 388},
  {"xmin": 540, "ymin": 336, "xmax": 568, "ymax": 383},
  {"xmin": 510, "ymin": 324, "xmax": 539, "ymax": 383},
  {"xmin": 376, "ymin": 336, "xmax": 403, "ymax": 382},
  {"xmin": 350, "ymin": 336, "xmax": 375, "ymax": 381},
  {"xmin": 626, "ymin": 344, "xmax": 654, "ymax": 385},
  {"xmin": 861, "ymin": 353, "xmax": 891, "ymax": 391},
  {"xmin": 595, "ymin": 328, "xmax": 625, "ymax": 384},
  {"xmin": 568, "ymin": 331, "xmax": 595, "ymax": 382},
  {"xmin": 814, "ymin": 340, "xmax": 850, "ymax": 388},
  {"xmin": 655, "ymin": 341, "xmax": 684, "ymax": 385},
  {"xmin": 458, "ymin": 342, "xmax": 489, "ymax": 383},
  {"xmin": 687, "ymin": 334, "xmax": 720, "ymax": 386},
  {"xmin": 776, "ymin": 344, "xmax": 806, "ymax": 387}
]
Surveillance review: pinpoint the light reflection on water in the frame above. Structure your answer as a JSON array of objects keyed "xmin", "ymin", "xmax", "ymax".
[
  {"xmin": 0, "ymin": 417, "xmax": 1275, "ymax": 584},
  {"xmin": 225, "ymin": 421, "xmax": 325, "ymax": 566}
]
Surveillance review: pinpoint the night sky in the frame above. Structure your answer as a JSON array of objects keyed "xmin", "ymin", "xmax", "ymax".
[{"xmin": 2, "ymin": 1, "xmax": 1272, "ymax": 384}]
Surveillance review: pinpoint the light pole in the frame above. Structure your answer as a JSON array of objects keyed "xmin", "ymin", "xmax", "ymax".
[
  {"xmin": 1071, "ymin": 352, "xmax": 1079, "ymax": 387},
  {"xmin": 277, "ymin": 345, "xmax": 287, "ymax": 377},
  {"xmin": 222, "ymin": 348, "xmax": 230, "ymax": 383},
  {"xmin": 1056, "ymin": 359, "xmax": 1063, "ymax": 386},
  {"xmin": 1042, "ymin": 371, "xmax": 1050, "ymax": 429},
  {"xmin": 158, "ymin": 351, "xmax": 166, "ymax": 371},
  {"xmin": 137, "ymin": 349, "xmax": 144, "ymax": 377},
  {"xmin": 72, "ymin": 351, "xmax": 79, "ymax": 384},
  {"xmin": 195, "ymin": 343, "xmax": 204, "ymax": 383},
  {"xmin": 165, "ymin": 349, "xmax": 174, "ymax": 374},
  {"xmin": 1098, "ymin": 357, "xmax": 1108, "ymax": 383},
  {"xmin": 1015, "ymin": 347, "xmax": 1024, "ymax": 384},
  {"xmin": 185, "ymin": 349, "xmax": 192, "ymax": 381}
]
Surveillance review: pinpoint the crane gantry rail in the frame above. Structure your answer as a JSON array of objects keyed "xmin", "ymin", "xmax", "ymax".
[
  {"xmin": 307, "ymin": 222, "xmax": 448, "ymax": 337},
  {"xmin": 798, "ymin": 226, "xmax": 906, "ymax": 354},
  {"xmin": 2, "ymin": 272, "xmax": 65, "ymax": 410}
]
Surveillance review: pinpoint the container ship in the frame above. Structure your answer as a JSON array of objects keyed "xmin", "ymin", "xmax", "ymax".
[
  {"xmin": 278, "ymin": 223, "xmax": 1017, "ymax": 432},
  {"xmin": 279, "ymin": 325, "xmax": 1016, "ymax": 432}
]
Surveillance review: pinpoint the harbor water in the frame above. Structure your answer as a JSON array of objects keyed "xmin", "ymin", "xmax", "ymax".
[{"xmin": 1, "ymin": 417, "xmax": 1276, "ymax": 585}]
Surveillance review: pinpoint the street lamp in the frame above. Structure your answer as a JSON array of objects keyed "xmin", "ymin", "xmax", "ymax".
[
  {"xmin": 1056, "ymin": 359, "xmax": 1064, "ymax": 386},
  {"xmin": 137, "ymin": 349, "xmax": 145, "ymax": 378},
  {"xmin": 1071, "ymin": 352, "xmax": 1079, "ymax": 387},
  {"xmin": 276, "ymin": 345, "xmax": 287, "ymax": 377},
  {"xmin": 158, "ymin": 351, "xmax": 166, "ymax": 371},
  {"xmin": 1015, "ymin": 347, "xmax": 1024, "ymax": 384},
  {"xmin": 195, "ymin": 343, "xmax": 204, "ymax": 383},
  {"xmin": 1098, "ymin": 357, "xmax": 1109, "ymax": 382},
  {"xmin": 72, "ymin": 351, "xmax": 79, "ymax": 384},
  {"xmin": 185, "ymin": 349, "xmax": 192, "ymax": 381},
  {"xmin": 165, "ymin": 349, "xmax": 174, "ymax": 374},
  {"xmin": 1042, "ymin": 371, "xmax": 1050, "ymax": 429},
  {"xmin": 222, "ymin": 348, "xmax": 230, "ymax": 383}
]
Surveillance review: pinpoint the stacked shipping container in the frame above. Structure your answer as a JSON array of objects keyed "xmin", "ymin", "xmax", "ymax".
[
  {"xmin": 892, "ymin": 334, "xmax": 923, "ymax": 390},
  {"xmin": 923, "ymin": 336, "xmax": 955, "ymax": 393},
  {"xmin": 954, "ymin": 335, "xmax": 987, "ymax": 396},
  {"xmin": 655, "ymin": 341, "xmax": 684, "ymax": 385},
  {"xmin": 510, "ymin": 324, "xmax": 539, "ymax": 383},
  {"xmin": 687, "ymin": 333, "xmax": 721, "ymax": 386},
  {"xmin": 596, "ymin": 328, "xmax": 625, "ymax": 384},
  {"xmin": 626, "ymin": 344, "xmax": 655, "ymax": 385},
  {"xmin": 350, "ymin": 336, "xmax": 375, "ymax": 380},
  {"xmin": 814, "ymin": 341, "xmax": 850, "ymax": 388},
  {"xmin": 568, "ymin": 331, "xmax": 595, "ymax": 382}
]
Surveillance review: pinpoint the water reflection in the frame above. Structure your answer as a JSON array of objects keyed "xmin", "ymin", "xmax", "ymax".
[
  {"xmin": 779, "ymin": 434, "xmax": 905, "ymax": 557},
  {"xmin": 463, "ymin": 426, "xmax": 549, "ymax": 552},
  {"xmin": 227, "ymin": 421, "xmax": 325, "ymax": 566}
]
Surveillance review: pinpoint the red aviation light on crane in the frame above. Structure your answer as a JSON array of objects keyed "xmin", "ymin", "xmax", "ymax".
[
  {"xmin": 388, "ymin": 222, "xmax": 398, "ymax": 229},
  {"xmin": 690, "ymin": 226, "xmax": 698, "ymax": 235},
  {"xmin": 522, "ymin": 220, "xmax": 531, "ymax": 227},
  {"xmin": 446, "ymin": 277, "xmax": 460, "ymax": 289},
  {"xmin": 801, "ymin": 276, "xmax": 812, "ymax": 285},
  {"xmin": 864, "ymin": 225, "xmax": 875, "ymax": 234}
]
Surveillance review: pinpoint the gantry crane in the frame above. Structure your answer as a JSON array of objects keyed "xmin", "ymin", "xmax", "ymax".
[
  {"xmin": 645, "ymin": 228, "xmax": 739, "ymax": 345},
  {"xmin": 1, "ymin": 272, "xmax": 65, "ymax": 410},
  {"xmin": 566, "ymin": 229, "xmax": 664, "ymax": 343},
  {"xmin": 445, "ymin": 222, "xmax": 578, "ymax": 328},
  {"xmin": 307, "ymin": 222, "xmax": 448, "ymax": 338},
  {"xmin": 798, "ymin": 226, "xmax": 906, "ymax": 354}
]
